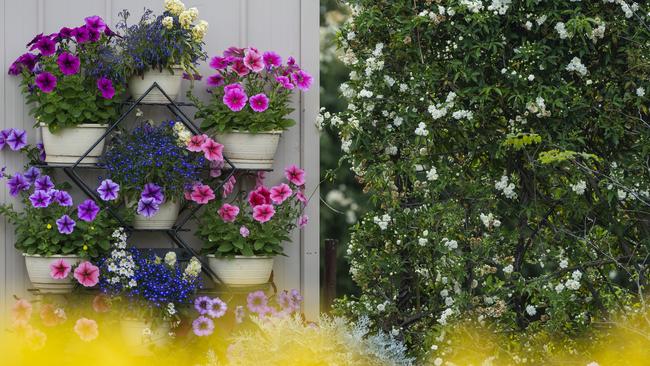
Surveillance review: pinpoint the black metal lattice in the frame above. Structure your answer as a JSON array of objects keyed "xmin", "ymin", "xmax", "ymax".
[{"xmin": 38, "ymin": 82, "xmax": 237, "ymax": 285}]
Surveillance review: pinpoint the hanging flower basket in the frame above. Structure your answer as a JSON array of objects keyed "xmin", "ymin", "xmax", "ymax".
[
  {"xmin": 128, "ymin": 66, "xmax": 184, "ymax": 104},
  {"xmin": 213, "ymin": 130, "xmax": 282, "ymax": 170},
  {"xmin": 23, "ymin": 254, "xmax": 82, "ymax": 294}
]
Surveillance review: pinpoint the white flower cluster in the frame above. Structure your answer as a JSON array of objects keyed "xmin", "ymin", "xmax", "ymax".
[
  {"xmin": 487, "ymin": 0, "xmax": 512, "ymax": 15},
  {"xmin": 373, "ymin": 214, "xmax": 391, "ymax": 230},
  {"xmin": 556, "ymin": 270, "xmax": 582, "ymax": 293},
  {"xmin": 173, "ymin": 122, "xmax": 192, "ymax": 145},
  {"xmin": 415, "ymin": 122, "xmax": 429, "ymax": 136},
  {"xmin": 480, "ymin": 212, "xmax": 501, "ymax": 229},
  {"xmin": 571, "ymin": 180, "xmax": 587, "ymax": 195},
  {"xmin": 526, "ymin": 97, "xmax": 551, "ymax": 118},
  {"xmin": 363, "ymin": 43, "xmax": 385, "ymax": 76},
  {"xmin": 426, "ymin": 166, "xmax": 439, "ymax": 181},
  {"xmin": 164, "ymin": 251, "xmax": 177, "ymax": 266},
  {"xmin": 604, "ymin": 0, "xmax": 639, "ymax": 18},
  {"xmin": 495, "ymin": 175, "xmax": 517, "ymax": 200},
  {"xmin": 184, "ymin": 257, "xmax": 202, "ymax": 279},
  {"xmin": 637, "ymin": 87, "xmax": 645, "ymax": 97},
  {"xmin": 589, "ymin": 19, "xmax": 606, "ymax": 42},
  {"xmin": 437, "ymin": 308, "xmax": 454, "ymax": 325},
  {"xmin": 525, "ymin": 304, "xmax": 537, "ymax": 316},
  {"xmin": 418, "ymin": 5, "xmax": 451, "ymax": 24},
  {"xmin": 566, "ymin": 57, "xmax": 588, "ymax": 77},
  {"xmin": 555, "ymin": 22, "xmax": 570, "ymax": 39},
  {"xmin": 460, "ymin": 0, "xmax": 484, "ymax": 13},
  {"xmin": 427, "ymin": 91, "xmax": 457, "ymax": 120},
  {"xmin": 452, "ymin": 109, "xmax": 473, "ymax": 120},
  {"xmin": 106, "ymin": 228, "xmax": 137, "ymax": 288},
  {"xmin": 442, "ymin": 237, "xmax": 458, "ymax": 250}
]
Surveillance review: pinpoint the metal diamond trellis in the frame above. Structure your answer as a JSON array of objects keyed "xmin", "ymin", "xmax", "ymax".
[{"xmin": 39, "ymin": 82, "xmax": 237, "ymax": 286}]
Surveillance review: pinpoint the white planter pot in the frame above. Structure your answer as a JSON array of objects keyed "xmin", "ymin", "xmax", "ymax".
[
  {"xmin": 120, "ymin": 319, "xmax": 170, "ymax": 353},
  {"xmin": 213, "ymin": 131, "xmax": 282, "ymax": 170},
  {"xmin": 41, "ymin": 123, "xmax": 107, "ymax": 164},
  {"xmin": 23, "ymin": 254, "xmax": 82, "ymax": 294},
  {"xmin": 128, "ymin": 66, "xmax": 184, "ymax": 104},
  {"xmin": 207, "ymin": 255, "xmax": 274, "ymax": 286},
  {"xmin": 132, "ymin": 200, "xmax": 181, "ymax": 230}
]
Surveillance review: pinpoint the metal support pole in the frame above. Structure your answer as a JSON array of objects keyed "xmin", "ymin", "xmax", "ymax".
[{"xmin": 323, "ymin": 239, "xmax": 338, "ymax": 312}]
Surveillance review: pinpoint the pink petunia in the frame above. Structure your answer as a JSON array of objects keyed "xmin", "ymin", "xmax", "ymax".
[
  {"xmin": 218, "ymin": 203, "xmax": 240, "ymax": 222},
  {"xmin": 231, "ymin": 59, "xmax": 250, "ymax": 76},
  {"xmin": 276, "ymin": 76, "xmax": 295, "ymax": 90},
  {"xmin": 284, "ymin": 165, "xmax": 306, "ymax": 186},
  {"xmin": 209, "ymin": 56, "xmax": 231, "ymax": 70},
  {"xmin": 298, "ymin": 214, "xmax": 309, "ymax": 228},
  {"xmin": 243, "ymin": 49, "xmax": 264, "ymax": 72},
  {"xmin": 49, "ymin": 258, "xmax": 72, "ymax": 280},
  {"xmin": 240, "ymin": 226, "xmax": 250, "ymax": 237},
  {"xmin": 210, "ymin": 159, "xmax": 225, "ymax": 178},
  {"xmin": 248, "ymin": 191, "xmax": 267, "ymax": 207},
  {"xmin": 222, "ymin": 175, "xmax": 236, "ymax": 198},
  {"xmin": 187, "ymin": 134, "xmax": 208, "ymax": 152},
  {"xmin": 201, "ymin": 138, "xmax": 224, "ymax": 162},
  {"xmin": 262, "ymin": 51, "xmax": 282, "ymax": 68},
  {"xmin": 270, "ymin": 183, "xmax": 293, "ymax": 204},
  {"xmin": 249, "ymin": 93, "xmax": 270, "ymax": 112},
  {"xmin": 190, "ymin": 184, "xmax": 215, "ymax": 204},
  {"xmin": 73, "ymin": 261, "xmax": 100, "ymax": 287},
  {"xmin": 206, "ymin": 73, "xmax": 224, "ymax": 87},
  {"xmin": 252, "ymin": 204, "xmax": 275, "ymax": 223},
  {"xmin": 223, "ymin": 88, "xmax": 248, "ymax": 112},
  {"xmin": 74, "ymin": 318, "xmax": 99, "ymax": 342},
  {"xmin": 255, "ymin": 171, "xmax": 266, "ymax": 187},
  {"xmin": 292, "ymin": 70, "xmax": 313, "ymax": 91},
  {"xmin": 295, "ymin": 189, "xmax": 307, "ymax": 204},
  {"xmin": 12, "ymin": 299, "xmax": 32, "ymax": 322}
]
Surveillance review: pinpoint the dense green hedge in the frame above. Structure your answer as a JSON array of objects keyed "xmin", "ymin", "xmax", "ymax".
[{"xmin": 325, "ymin": 0, "xmax": 650, "ymax": 361}]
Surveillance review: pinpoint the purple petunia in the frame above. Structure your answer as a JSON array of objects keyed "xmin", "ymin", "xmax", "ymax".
[
  {"xmin": 206, "ymin": 73, "xmax": 224, "ymax": 87},
  {"xmin": 209, "ymin": 56, "xmax": 231, "ymax": 70},
  {"xmin": 59, "ymin": 27, "xmax": 74, "ymax": 39},
  {"xmin": 97, "ymin": 77, "xmax": 115, "ymax": 99},
  {"xmin": 192, "ymin": 316, "xmax": 214, "ymax": 337},
  {"xmin": 6, "ymin": 129, "xmax": 27, "ymax": 150},
  {"xmin": 84, "ymin": 16, "xmax": 107, "ymax": 32},
  {"xmin": 249, "ymin": 93, "xmax": 269, "ymax": 113},
  {"xmin": 208, "ymin": 297, "xmax": 227, "ymax": 318},
  {"xmin": 35, "ymin": 175, "xmax": 54, "ymax": 191},
  {"xmin": 247, "ymin": 291, "xmax": 269, "ymax": 314},
  {"xmin": 73, "ymin": 26, "xmax": 90, "ymax": 43},
  {"xmin": 137, "ymin": 197, "xmax": 159, "ymax": 218},
  {"xmin": 262, "ymin": 51, "xmax": 282, "ymax": 68},
  {"xmin": 97, "ymin": 179, "xmax": 119, "ymax": 201},
  {"xmin": 56, "ymin": 214, "xmax": 76, "ymax": 235},
  {"xmin": 194, "ymin": 296, "xmax": 214, "ymax": 315},
  {"xmin": 57, "ymin": 52, "xmax": 80, "ymax": 75},
  {"xmin": 51, "ymin": 190, "xmax": 73, "ymax": 207},
  {"xmin": 34, "ymin": 37, "xmax": 56, "ymax": 56},
  {"xmin": 29, "ymin": 190, "xmax": 52, "ymax": 208},
  {"xmin": 37, "ymin": 142, "xmax": 46, "ymax": 161},
  {"xmin": 35, "ymin": 72, "xmax": 57, "ymax": 93},
  {"xmin": 0, "ymin": 129, "xmax": 10, "ymax": 149},
  {"xmin": 23, "ymin": 167, "xmax": 41, "ymax": 184},
  {"xmin": 7, "ymin": 173, "xmax": 30, "ymax": 196},
  {"xmin": 77, "ymin": 199, "xmax": 100, "ymax": 222},
  {"xmin": 141, "ymin": 183, "xmax": 164, "ymax": 204}
]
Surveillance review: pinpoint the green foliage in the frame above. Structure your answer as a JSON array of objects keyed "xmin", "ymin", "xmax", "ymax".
[{"xmin": 325, "ymin": 0, "xmax": 650, "ymax": 361}]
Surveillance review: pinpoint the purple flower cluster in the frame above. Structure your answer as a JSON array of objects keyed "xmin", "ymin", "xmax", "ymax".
[
  {"xmin": 243, "ymin": 289, "xmax": 303, "ymax": 320},
  {"xmin": 191, "ymin": 296, "xmax": 228, "ymax": 337}
]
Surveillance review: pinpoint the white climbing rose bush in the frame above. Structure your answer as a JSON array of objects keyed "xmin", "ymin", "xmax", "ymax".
[{"xmin": 324, "ymin": 0, "xmax": 650, "ymax": 361}]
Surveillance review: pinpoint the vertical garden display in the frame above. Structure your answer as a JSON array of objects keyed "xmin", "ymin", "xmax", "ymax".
[{"xmin": 325, "ymin": 0, "xmax": 650, "ymax": 361}]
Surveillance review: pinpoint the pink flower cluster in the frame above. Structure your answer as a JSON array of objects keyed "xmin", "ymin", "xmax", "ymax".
[
  {"xmin": 184, "ymin": 134, "xmax": 225, "ymax": 205},
  {"xmin": 206, "ymin": 47, "xmax": 313, "ymax": 113},
  {"xmin": 49, "ymin": 259, "xmax": 100, "ymax": 287}
]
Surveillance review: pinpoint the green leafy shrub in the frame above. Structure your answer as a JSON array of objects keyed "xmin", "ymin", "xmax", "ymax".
[{"xmin": 325, "ymin": 0, "xmax": 650, "ymax": 361}]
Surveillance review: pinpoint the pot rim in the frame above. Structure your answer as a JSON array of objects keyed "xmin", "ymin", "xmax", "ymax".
[
  {"xmin": 39, "ymin": 122, "xmax": 108, "ymax": 128},
  {"xmin": 214, "ymin": 130, "xmax": 283, "ymax": 136},
  {"xmin": 23, "ymin": 253, "xmax": 82, "ymax": 258},
  {"xmin": 206, "ymin": 254, "xmax": 275, "ymax": 260}
]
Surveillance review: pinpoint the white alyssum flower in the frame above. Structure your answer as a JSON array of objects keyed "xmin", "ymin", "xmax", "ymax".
[
  {"xmin": 426, "ymin": 167, "xmax": 439, "ymax": 181},
  {"xmin": 487, "ymin": 0, "xmax": 512, "ymax": 15},
  {"xmin": 495, "ymin": 175, "xmax": 517, "ymax": 199},
  {"xmin": 566, "ymin": 57, "xmax": 588, "ymax": 76},
  {"xmin": 373, "ymin": 214, "xmax": 391, "ymax": 230},
  {"xmin": 571, "ymin": 180, "xmax": 587, "ymax": 195},
  {"xmin": 443, "ymin": 238, "xmax": 458, "ymax": 250},
  {"xmin": 637, "ymin": 87, "xmax": 645, "ymax": 97},
  {"xmin": 460, "ymin": 0, "xmax": 484, "ymax": 13},
  {"xmin": 438, "ymin": 308, "xmax": 454, "ymax": 325},
  {"xmin": 480, "ymin": 212, "xmax": 501, "ymax": 228},
  {"xmin": 560, "ymin": 259, "xmax": 569, "ymax": 269},
  {"xmin": 617, "ymin": 189, "xmax": 628, "ymax": 201},
  {"xmin": 415, "ymin": 122, "xmax": 429, "ymax": 136},
  {"xmin": 418, "ymin": 238, "xmax": 428, "ymax": 246},
  {"xmin": 525, "ymin": 305, "xmax": 537, "ymax": 316},
  {"xmin": 452, "ymin": 109, "xmax": 474, "ymax": 120}
]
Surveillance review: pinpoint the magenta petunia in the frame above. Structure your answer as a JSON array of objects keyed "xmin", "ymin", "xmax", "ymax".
[
  {"xmin": 6, "ymin": 129, "xmax": 27, "ymax": 150},
  {"xmin": 298, "ymin": 214, "xmax": 309, "ymax": 228},
  {"xmin": 141, "ymin": 183, "xmax": 164, "ymax": 204},
  {"xmin": 209, "ymin": 56, "xmax": 230, "ymax": 70},
  {"xmin": 295, "ymin": 190, "xmax": 307, "ymax": 204},
  {"xmin": 50, "ymin": 258, "xmax": 72, "ymax": 279},
  {"xmin": 223, "ymin": 46, "xmax": 245, "ymax": 57},
  {"xmin": 35, "ymin": 175, "xmax": 54, "ymax": 191},
  {"xmin": 222, "ymin": 175, "xmax": 236, "ymax": 198},
  {"xmin": 210, "ymin": 159, "xmax": 224, "ymax": 178},
  {"xmin": 252, "ymin": 204, "xmax": 275, "ymax": 223},
  {"xmin": 284, "ymin": 165, "xmax": 306, "ymax": 186},
  {"xmin": 240, "ymin": 225, "xmax": 250, "ymax": 237},
  {"xmin": 97, "ymin": 179, "xmax": 120, "ymax": 201},
  {"xmin": 34, "ymin": 37, "xmax": 56, "ymax": 56},
  {"xmin": 248, "ymin": 191, "xmax": 267, "ymax": 207},
  {"xmin": 270, "ymin": 183, "xmax": 293, "ymax": 204},
  {"xmin": 223, "ymin": 88, "xmax": 248, "ymax": 112},
  {"xmin": 218, "ymin": 203, "xmax": 239, "ymax": 223},
  {"xmin": 52, "ymin": 190, "xmax": 73, "ymax": 207},
  {"xmin": 262, "ymin": 51, "xmax": 282, "ymax": 68},
  {"xmin": 35, "ymin": 72, "xmax": 57, "ymax": 93},
  {"xmin": 56, "ymin": 214, "xmax": 76, "ymax": 235},
  {"xmin": 231, "ymin": 59, "xmax": 250, "ymax": 76},
  {"xmin": 97, "ymin": 77, "xmax": 115, "ymax": 99},
  {"xmin": 73, "ymin": 26, "xmax": 91, "ymax": 43},
  {"xmin": 192, "ymin": 316, "xmax": 214, "ymax": 337},
  {"xmin": 206, "ymin": 73, "xmax": 224, "ymax": 87},
  {"xmin": 190, "ymin": 184, "xmax": 215, "ymax": 205},
  {"xmin": 74, "ymin": 261, "xmax": 100, "ymax": 287},
  {"xmin": 57, "ymin": 52, "xmax": 80, "ymax": 75},
  {"xmin": 7, "ymin": 173, "xmax": 30, "ymax": 196},
  {"xmin": 137, "ymin": 197, "xmax": 160, "ymax": 218},
  {"xmin": 84, "ymin": 16, "xmax": 107, "ymax": 32},
  {"xmin": 201, "ymin": 138, "xmax": 224, "ymax": 162},
  {"xmin": 292, "ymin": 70, "xmax": 313, "ymax": 91},
  {"xmin": 59, "ymin": 27, "xmax": 74, "ymax": 39},
  {"xmin": 77, "ymin": 199, "xmax": 100, "ymax": 222},
  {"xmin": 249, "ymin": 93, "xmax": 270, "ymax": 113},
  {"xmin": 276, "ymin": 76, "xmax": 295, "ymax": 90},
  {"xmin": 243, "ymin": 49, "xmax": 264, "ymax": 72},
  {"xmin": 88, "ymin": 28, "xmax": 101, "ymax": 42},
  {"xmin": 224, "ymin": 83, "xmax": 244, "ymax": 93},
  {"xmin": 187, "ymin": 134, "xmax": 208, "ymax": 152},
  {"xmin": 29, "ymin": 190, "xmax": 52, "ymax": 208}
]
